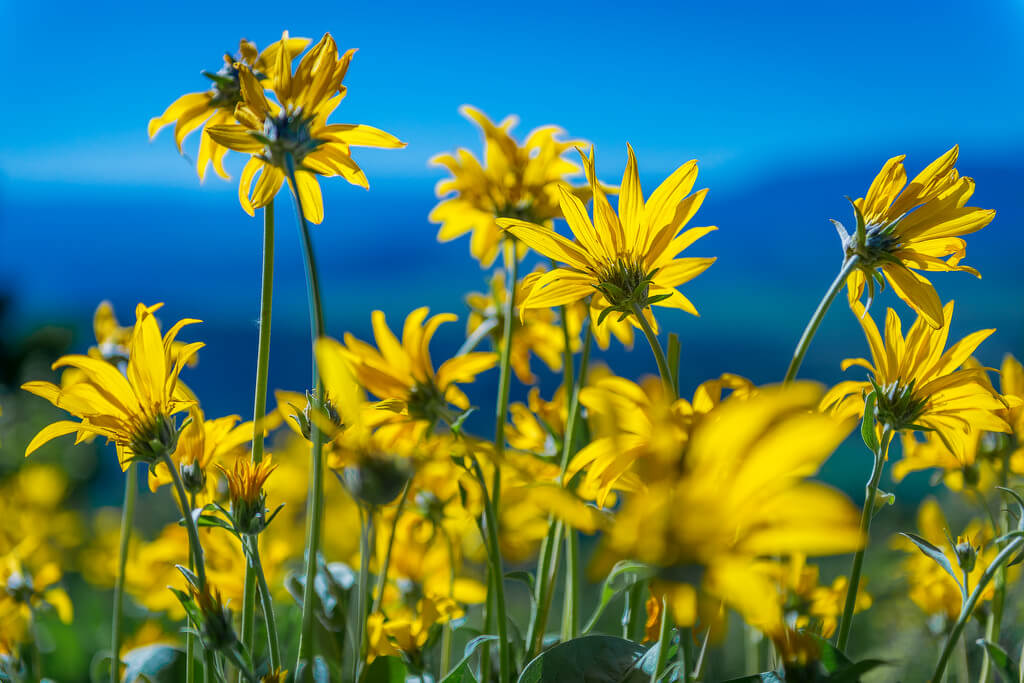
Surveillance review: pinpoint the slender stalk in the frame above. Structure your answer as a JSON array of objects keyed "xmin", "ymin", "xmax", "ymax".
[
  {"xmin": 111, "ymin": 465, "xmax": 137, "ymax": 683},
  {"xmin": 932, "ymin": 536, "xmax": 1024, "ymax": 681},
  {"xmin": 783, "ymin": 256, "xmax": 860, "ymax": 383},
  {"xmin": 286, "ymin": 160, "xmax": 329, "ymax": 677},
  {"xmin": 162, "ymin": 453, "xmax": 207, "ymax": 586},
  {"xmin": 353, "ymin": 506, "xmax": 376, "ymax": 683},
  {"xmin": 440, "ymin": 533, "xmax": 457, "ymax": 678},
  {"xmin": 560, "ymin": 523, "xmax": 580, "ymax": 641},
  {"xmin": 979, "ymin": 458, "xmax": 1010, "ymax": 683},
  {"xmin": 467, "ymin": 456, "xmax": 511, "ymax": 683},
  {"xmin": 370, "ymin": 483, "xmax": 411, "ymax": 615},
  {"xmin": 836, "ymin": 426, "xmax": 892, "ymax": 651},
  {"xmin": 187, "ymin": 491, "xmax": 198, "ymax": 683},
  {"xmin": 525, "ymin": 519, "xmax": 562, "ymax": 658},
  {"xmin": 246, "ymin": 536, "xmax": 281, "ymax": 673},
  {"xmin": 630, "ymin": 303, "xmax": 677, "ymax": 400},
  {"xmin": 457, "ymin": 317, "xmax": 498, "ymax": 357},
  {"xmin": 240, "ymin": 201, "xmax": 275, "ymax": 676},
  {"xmin": 650, "ymin": 598, "xmax": 672, "ymax": 683}
]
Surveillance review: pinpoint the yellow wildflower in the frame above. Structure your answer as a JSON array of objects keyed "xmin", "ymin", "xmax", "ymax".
[
  {"xmin": 206, "ymin": 32, "xmax": 406, "ymax": 224},
  {"xmin": 367, "ymin": 594, "xmax": 463, "ymax": 662},
  {"xmin": 430, "ymin": 106, "xmax": 589, "ymax": 267},
  {"xmin": 840, "ymin": 146, "xmax": 995, "ymax": 327},
  {"xmin": 22, "ymin": 304, "xmax": 202, "ymax": 469},
  {"xmin": 594, "ymin": 383, "xmax": 861, "ymax": 632},
  {"xmin": 821, "ymin": 301, "xmax": 1009, "ymax": 460},
  {"xmin": 334, "ymin": 308, "xmax": 497, "ymax": 431},
  {"xmin": 498, "ymin": 145, "xmax": 716, "ymax": 329},
  {"xmin": 0, "ymin": 552, "xmax": 72, "ymax": 626},
  {"xmin": 149, "ymin": 36, "xmax": 310, "ymax": 180}
]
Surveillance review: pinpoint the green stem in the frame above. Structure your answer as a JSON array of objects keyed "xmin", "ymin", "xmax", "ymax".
[
  {"xmin": 286, "ymin": 159, "xmax": 329, "ymax": 678},
  {"xmin": 624, "ymin": 582, "xmax": 647, "ymax": 641},
  {"xmin": 111, "ymin": 465, "xmax": 137, "ymax": 683},
  {"xmin": 783, "ymin": 256, "xmax": 859, "ymax": 383},
  {"xmin": 457, "ymin": 318, "xmax": 498, "ymax": 357},
  {"xmin": 836, "ymin": 425, "xmax": 892, "ymax": 651},
  {"xmin": 650, "ymin": 598, "xmax": 672, "ymax": 683},
  {"xmin": 162, "ymin": 454, "xmax": 207, "ymax": 587},
  {"xmin": 240, "ymin": 197, "xmax": 274, "ymax": 680},
  {"xmin": 978, "ymin": 458, "xmax": 1010, "ymax": 683},
  {"xmin": 468, "ymin": 456, "xmax": 511, "ymax": 683},
  {"xmin": 353, "ymin": 506, "xmax": 375, "ymax": 683},
  {"xmin": 630, "ymin": 303, "xmax": 677, "ymax": 400},
  {"xmin": 560, "ymin": 523, "xmax": 580, "ymax": 641},
  {"xmin": 493, "ymin": 237, "xmax": 518, "ymax": 507},
  {"xmin": 370, "ymin": 483, "xmax": 411, "ymax": 616},
  {"xmin": 932, "ymin": 536, "xmax": 1024, "ymax": 681},
  {"xmin": 525, "ymin": 519, "xmax": 562, "ymax": 658},
  {"xmin": 187, "ymin": 491, "xmax": 198, "ymax": 683},
  {"xmin": 440, "ymin": 533, "xmax": 457, "ymax": 678},
  {"xmin": 246, "ymin": 536, "xmax": 281, "ymax": 673}
]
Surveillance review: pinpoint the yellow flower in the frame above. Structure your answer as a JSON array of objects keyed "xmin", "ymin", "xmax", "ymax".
[
  {"xmin": 334, "ymin": 308, "xmax": 497, "ymax": 430},
  {"xmin": 430, "ymin": 105, "xmax": 589, "ymax": 267},
  {"xmin": 498, "ymin": 145, "xmax": 716, "ymax": 329},
  {"xmin": 218, "ymin": 457, "xmax": 278, "ymax": 535},
  {"xmin": 367, "ymin": 594, "xmax": 463, "ymax": 661},
  {"xmin": 821, "ymin": 301, "xmax": 1009, "ymax": 460},
  {"xmin": 839, "ymin": 146, "xmax": 995, "ymax": 327},
  {"xmin": 149, "ymin": 36, "xmax": 310, "ymax": 180},
  {"xmin": 205, "ymin": 32, "xmax": 406, "ymax": 224},
  {"xmin": 22, "ymin": 304, "xmax": 203, "ymax": 469},
  {"xmin": 568, "ymin": 372, "xmax": 754, "ymax": 507},
  {"xmin": 466, "ymin": 268, "xmax": 579, "ymax": 384},
  {"xmin": 594, "ymin": 382, "xmax": 861, "ymax": 632},
  {"xmin": 0, "ymin": 553, "xmax": 72, "ymax": 626},
  {"xmin": 148, "ymin": 406, "xmax": 252, "ymax": 494}
]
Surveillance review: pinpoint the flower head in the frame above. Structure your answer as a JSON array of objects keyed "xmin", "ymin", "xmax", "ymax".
[
  {"xmin": 821, "ymin": 301, "xmax": 1009, "ymax": 460},
  {"xmin": 594, "ymin": 382, "xmax": 861, "ymax": 631},
  {"xmin": 837, "ymin": 146, "xmax": 995, "ymax": 327},
  {"xmin": 205, "ymin": 32, "xmax": 406, "ymax": 224},
  {"xmin": 149, "ymin": 406, "xmax": 252, "ymax": 494},
  {"xmin": 335, "ymin": 308, "xmax": 497, "ymax": 430},
  {"xmin": 149, "ymin": 36, "xmax": 310, "ymax": 180},
  {"xmin": 218, "ymin": 457, "xmax": 278, "ymax": 535},
  {"xmin": 430, "ymin": 106, "xmax": 589, "ymax": 266},
  {"xmin": 498, "ymin": 145, "xmax": 716, "ymax": 330},
  {"xmin": 22, "ymin": 304, "xmax": 202, "ymax": 468}
]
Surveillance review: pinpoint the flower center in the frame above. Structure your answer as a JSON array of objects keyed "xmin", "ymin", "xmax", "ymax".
[
  {"xmin": 873, "ymin": 379, "xmax": 927, "ymax": 431},
  {"xmin": 407, "ymin": 380, "xmax": 449, "ymax": 423},
  {"xmin": 204, "ymin": 59, "xmax": 244, "ymax": 110},
  {"xmin": 261, "ymin": 110, "xmax": 321, "ymax": 168}
]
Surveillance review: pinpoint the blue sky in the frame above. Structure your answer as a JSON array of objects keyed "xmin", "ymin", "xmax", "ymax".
[{"xmin": 3, "ymin": 0, "xmax": 1023, "ymax": 190}]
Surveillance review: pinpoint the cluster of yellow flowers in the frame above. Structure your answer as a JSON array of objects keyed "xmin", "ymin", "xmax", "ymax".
[{"xmin": 5, "ymin": 27, "xmax": 1021, "ymax": 683}]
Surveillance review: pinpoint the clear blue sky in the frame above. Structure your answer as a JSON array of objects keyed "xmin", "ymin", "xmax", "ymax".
[{"xmin": 3, "ymin": 0, "xmax": 1023, "ymax": 189}]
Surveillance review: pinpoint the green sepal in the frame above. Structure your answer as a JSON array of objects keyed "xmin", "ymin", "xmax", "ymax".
[
  {"xmin": 860, "ymin": 391, "xmax": 879, "ymax": 453},
  {"xmin": 899, "ymin": 532, "xmax": 965, "ymax": 601}
]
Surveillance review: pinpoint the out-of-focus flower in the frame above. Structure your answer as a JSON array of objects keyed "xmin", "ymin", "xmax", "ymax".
[
  {"xmin": 206, "ymin": 32, "xmax": 405, "ymax": 224},
  {"xmin": 367, "ymin": 593, "xmax": 463, "ymax": 663},
  {"xmin": 499, "ymin": 145, "xmax": 715, "ymax": 330},
  {"xmin": 149, "ymin": 36, "xmax": 310, "ymax": 180},
  {"xmin": 821, "ymin": 301, "xmax": 1009, "ymax": 460},
  {"xmin": 148, "ymin": 406, "xmax": 252, "ymax": 495},
  {"xmin": 595, "ymin": 383, "xmax": 860, "ymax": 633},
  {"xmin": 22, "ymin": 304, "xmax": 202, "ymax": 469},
  {"xmin": 838, "ymin": 146, "xmax": 995, "ymax": 327},
  {"xmin": 430, "ymin": 106, "xmax": 589, "ymax": 267},
  {"xmin": 0, "ymin": 552, "xmax": 72, "ymax": 626}
]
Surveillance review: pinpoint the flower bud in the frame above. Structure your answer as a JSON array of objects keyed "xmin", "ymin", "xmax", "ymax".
[
  {"xmin": 954, "ymin": 536, "xmax": 977, "ymax": 574},
  {"xmin": 180, "ymin": 460, "xmax": 207, "ymax": 494},
  {"xmin": 341, "ymin": 454, "xmax": 412, "ymax": 506}
]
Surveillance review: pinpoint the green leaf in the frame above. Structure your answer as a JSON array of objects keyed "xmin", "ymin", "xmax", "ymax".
[
  {"xmin": 450, "ymin": 407, "xmax": 477, "ymax": 436},
  {"xmin": 363, "ymin": 656, "xmax": 409, "ymax": 683},
  {"xmin": 667, "ymin": 333, "xmax": 681, "ymax": 394},
  {"xmin": 997, "ymin": 487, "xmax": 1024, "ymax": 531},
  {"xmin": 582, "ymin": 561, "xmax": 655, "ymax": 634},
  {"xmin": 860, "ymin": 392, "xmax": 879, "ymax": 453},
  {"xmin": 828, "ymin": 659, "xmax": 887, "ymax": 682},
  {"xmin": 517, "ymin": 635, "xmax": 648, "ymax": 683},
  {"xmin": 976, "ymin": 639, "xmax": 1019, "ymax": 683},
  {"xmin": 505, "ymin": 570, "xmax": 535, "ymax": 595},
  {"xmin": 121, "ymin": 645, "xmax": 187, "ymax": 683},
  {"xmin": 439, "ymin": 634, "xmax": 498, "ymax": 683},
  {"xmin": 899, "ymin": 532, "xmax": 965, "ymax": 600}
]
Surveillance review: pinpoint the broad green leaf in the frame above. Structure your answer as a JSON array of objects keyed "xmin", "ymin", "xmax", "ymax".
[
  {"xmin": 976, "ymin": 638, "xmax": 1019, "ymax": 683},
  {"xmin": 439, "ymin": 634, "xmax": 498, "ymax": 683},
  {"xmin": 121, "ymin": 645, "xmax": 186, "ymax": 683},
  {"xmin": 829, "ymin": 659, "xmax": 887, "ymax": 682},
  {"xmin": 899, "ymin": 532, "xmax": 964, "ymax": 600},
  {"xmin": 517, "ymin": 635, "xmax": 648, "ymax": 683},
  {"xmin": 582, "ymin": 562, "xmax": 655, "ymax": 633}
]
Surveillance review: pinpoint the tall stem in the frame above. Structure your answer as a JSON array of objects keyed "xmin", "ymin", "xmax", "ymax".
[
  {"xmin": 836, "ymin": 425, "xmax": 891, "ymax": 651},
  {"xmin": 286, "ymin": 161, "xmax": 329, "ymax": 677},
  {"xmin": 162, "ymin": 454, "xmax": 207, "ymax": 586},
  {"xmin": 560, "ymin": 523, "xmax": 580, "ymax": 641},
  {"xmin": 783, "ymin": 257, "xmax": 859, "ymax": 383},
  {"xmin": 650, "ymin": 598, "xmax": 672, "ymax": 683},
  {"xmin": 244, "ymin": 536, "xmax": 281, "ymax": 672},
  {"xmin": 932, "ymin": 536, "xmax": 1024, "ymax": 681},
  {"xmin": 353, "ymin": 505, "xmax": 375, "ymax": 683},
  {"xmin": 110, "ymin": 464, "xmax": 137, "ymax": 683},
  {"xmin": 240, "ymin": 201, "xmax": 275, "ymax": 672},
  {"xmin": 630, "ymin": 303, "xmax": 676, "ymax": 400},
  {"xmin": 371, "ymin": 484, "xmax": 410, "ymax": 615}
]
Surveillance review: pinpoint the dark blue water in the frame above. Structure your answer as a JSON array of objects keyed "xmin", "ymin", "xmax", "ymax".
[{"xmin": 3, "ymin": 148, "xmax": 1022, "ymax": 499}]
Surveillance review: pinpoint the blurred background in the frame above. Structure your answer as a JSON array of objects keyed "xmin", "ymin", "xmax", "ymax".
[{"xmin": 2, "ymin": 0, "xmax": 1023, "ymax": 679}]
